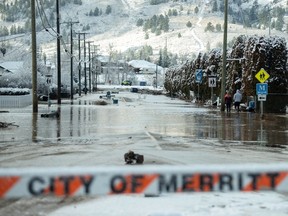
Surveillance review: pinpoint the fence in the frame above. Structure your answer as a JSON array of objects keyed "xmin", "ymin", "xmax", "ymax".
[{"xmin": 0, "ymin": 94, "xmax": 32, "ymax": 108}]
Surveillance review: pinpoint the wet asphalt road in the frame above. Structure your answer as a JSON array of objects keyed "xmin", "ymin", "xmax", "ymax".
[
  {"xmin": 0, "ymin": 90, "xmax": 287, "ymax": 167},
  {"xmin": 0, "ymin": 90, "xmax": 288, "ymax": 216}
]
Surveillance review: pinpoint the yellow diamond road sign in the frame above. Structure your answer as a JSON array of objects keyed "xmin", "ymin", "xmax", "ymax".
[{"xmin": 255, "ymin": 68, "xmax": 270, "ymax": 83}]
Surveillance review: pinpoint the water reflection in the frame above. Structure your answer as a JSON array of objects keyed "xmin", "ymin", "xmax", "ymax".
[
  {"xmin": 32, "ymin": 112, "xmax": 37, "ymax": 142},
  {"xmin": 0, "ymin": 102, "xmax": 287, "ymax": 146},
  {"xmin": 56, "ymin": 107, "xmax": 61, "ymax": 139}
]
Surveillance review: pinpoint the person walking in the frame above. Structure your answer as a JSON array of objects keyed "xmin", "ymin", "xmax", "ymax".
[
  {"xmin": 224, "ymin": 91, "xmax": 232, "ymax": 112},
  {"xmin": 233, "ymin": 89, "xmax": 242, "ymax": 112}
]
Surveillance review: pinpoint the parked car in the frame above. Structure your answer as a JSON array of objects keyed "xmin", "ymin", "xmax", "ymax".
[{"xmin": 121, "ymin": 80, "xmax": 132, "ymax": 86}]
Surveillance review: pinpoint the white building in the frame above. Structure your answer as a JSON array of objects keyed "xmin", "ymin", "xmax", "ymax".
[{"xmin": 0, "ymin": 61, "xmax": 23, "ymax": 76}]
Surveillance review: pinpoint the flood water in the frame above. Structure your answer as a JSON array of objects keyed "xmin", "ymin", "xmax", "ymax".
[{"xmin": 0, "ymin": 93, "xmax": 287, "ymax": 149}]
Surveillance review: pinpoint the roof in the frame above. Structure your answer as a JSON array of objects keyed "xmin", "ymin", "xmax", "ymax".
[
  {"xmin": 128, "ymin": 60, "xmax": 158, "ymax": 70},
  {"xmin": 0, "ymin": 61, "xmax": 24, "ymax": 73},
  {"xmin": 96, "ymin": 56, "xmax": 110, "ymax": 63}
]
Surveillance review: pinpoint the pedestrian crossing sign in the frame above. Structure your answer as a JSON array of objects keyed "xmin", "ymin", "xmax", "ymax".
[{"xmin": 255, "ymin": 68, "xmax": 270, "ymax": 83}]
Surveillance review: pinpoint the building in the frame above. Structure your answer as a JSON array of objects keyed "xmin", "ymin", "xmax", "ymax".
[
  {"xmin": 128, "ymin": 60, "xmax": 162, "ymax": 74},
  {"xmin": 0, "ymin": 61, "xmax": 24, "ymax": 76}
]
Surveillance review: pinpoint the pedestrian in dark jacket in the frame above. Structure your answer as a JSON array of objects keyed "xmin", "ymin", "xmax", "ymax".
[{"xmin": 224, "ymin": 92, "xmax": 232, "ymax": 112}]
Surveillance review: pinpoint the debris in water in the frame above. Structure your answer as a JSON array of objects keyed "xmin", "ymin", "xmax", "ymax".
[
  {"xmin": 124, "ymin": 150, "xmax": 144, "ymax": 164},
  {"xmin": 0, "ymin": 121, "xmax": 19, "ymax": 128}
]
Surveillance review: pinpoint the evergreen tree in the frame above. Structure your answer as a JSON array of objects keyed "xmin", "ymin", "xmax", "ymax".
[
  {"xmin": 205, "ymin": 22, "xmax": 215, "ymax": 32},
  {"xmin": 143, "ymin": 21, "xmax": 150, "ymax": 31},
  {"xmin": 136, "ymin": 18, "xmax": 144, "ymax": 27},
  {"xmin": 145, "ymin": 32, "xmax": 149, "ymax": 39},
  {"xmin": 73, "ymin": 0, "xmax": 82, "ymax": 5},
  {"xmin": 275, "ymin": 7, "xmax": 285, "ymax": 31},
  {"xmin": 172, "ymin": 9, "xmax": 178, "ymax": 16},
  {"xmin": 257, "ymin": 8, "xmax": 270, "ymax": 29},
  {"xmin": 106, "ymin": 5, "xmax": 112, "ymax": 15},
  {"xmin": 94, "ymin": 7, "xmax": 100, "ymax": 16},
  {"xmin": 156, "ymin": 28, "xmax": 162, "ymax": 36},
  {"xmin": 215, "ymin": 23, "xmax": 221, "ymax": 32},
  {"xmin": 0, "ymin": 47, "xmax": 6, "ymax": 56},
  {"xmin": 186, "ymin": 21, "xmax": 192, "ymax": 28},
  {"xmin": 0, "ymin": 26, "xmax": 9, "ymax": 36},
  {"xmin": 212, "ymin": 0, "xmax": 218, "ymax": 12},
  {"xmin": 249, "ymin": 0, "xmax": 258, "ymax": 22},
  {"xmin": 10, "ymin": 25, "xmax": 17, "ymax": 35},
  {"xmin": 162, "ymin": 16, "xmax": 169, "ymax": 32}
]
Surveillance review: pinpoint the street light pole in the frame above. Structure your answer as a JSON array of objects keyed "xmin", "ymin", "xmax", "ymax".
[{"xmin": 220, "ymin": 0, "xmax": 228, "ymax": 112}]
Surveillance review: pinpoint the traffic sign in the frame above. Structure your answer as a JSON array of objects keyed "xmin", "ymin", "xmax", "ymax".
[
  {"xmin": 258, "ymin": 94, "xmax": 267, "ymax": 101},
  {"xmin": 256, "ymin": 83, "xmax": 268, "ymax": 95},
  {"xmin": 208, "ymin": 76, "xmax": 216, "ymax": 87},
  {"xmin": 195, "ymin": 69, "xmax": 203, "ymax": 83},
  {"xmin": 255, "ymin": 68, "xmax": 270, "ymax": 83}
]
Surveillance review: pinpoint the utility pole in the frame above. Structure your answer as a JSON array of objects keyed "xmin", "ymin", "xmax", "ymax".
[
  {"xmin": 77, "ymin": 33, "xmax": 82, "ymax": 97},
  {"xmin": 90, "ymin": 51, "xmax": 96, "ymax": 91},
  {"xmin": 92, "ymin": 45, "xmax": 100, "ymax": 92},
  {"xmin": 56, "ymin": 0, "xmax": 61, "ymax": 104},
  {"xmin": 31, "ymin": 0, "xmax": 38, "ymax": 113},
  {"xmin": 86, "ymin": 41, "xmax": 93, "ymax": 93},
  {"xmin": 155, "ymin": 64, "xmax": 158, "ymax": 89},
  {"xmin": 83, "ymin": 34, "xmax": 87, "ymax": 94},
  {"xmin": 76, "ymin": 33, "xmax": 88, "ymax": 96},
  {"xmin": 63, "ymin": 21, "xmax": 79, "ymax": 101},
  {"xmin": 220, "ymin": 0, "xmax": 228, "ymax": 112}
]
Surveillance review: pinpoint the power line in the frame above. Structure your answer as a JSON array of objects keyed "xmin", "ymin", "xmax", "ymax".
[{"xmin": 36, "ymin": 0, "xmax": 59, "ymax": 37}]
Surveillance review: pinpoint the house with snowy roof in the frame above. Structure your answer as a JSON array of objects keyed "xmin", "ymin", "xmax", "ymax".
[
  {"xmin": 0, "ymin": 61, "xmax": 24, "ymax": 76},
  {"xmin": 94, "ymin": 56, "xmax": 126, "ymax": 74},
  {"xmin": 128, "ymin": 60, "xmax": 162, "ymax": 74}
]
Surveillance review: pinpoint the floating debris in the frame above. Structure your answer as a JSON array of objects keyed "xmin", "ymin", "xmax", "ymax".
[
  {"xmin": 40, "ymin": 110, "xmax": 60, "ymax": 118},
  {"xmin": 0, "ymin": 121, "xmax": 19, "ymax": 128},
  {"xmin": 94, "ymin": 100, "xmax": 108, "ymax": 105},
  {"xmin": 124, "ymin": 150, "xmax": 144, "ymax": 164}
]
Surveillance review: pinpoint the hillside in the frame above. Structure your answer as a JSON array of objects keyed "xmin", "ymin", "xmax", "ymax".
[{"xmin": 1, "ymin": 0, "xmax": 288, "ymax": 63}]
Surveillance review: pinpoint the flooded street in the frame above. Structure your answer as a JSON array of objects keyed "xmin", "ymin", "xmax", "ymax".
[
  {"xmin": 0, "ymin": 90, "xmax": 287, "ymax": 167},
  {"xmin": 1, "ymin": 90, "xmax": 288, "ymax": 216}
]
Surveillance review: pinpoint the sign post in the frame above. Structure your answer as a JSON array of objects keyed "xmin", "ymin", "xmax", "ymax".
[
  {"xmin": 208, "ymin": 76, "xmax": 217, "ymax": 106},
  {"xmin": 195, "ymin": 69, "xmax": 203, "ymax": 102},
  {"xmin": 46, "ymin": 74, "xmax": 52, "ymax": 110},
  {"xmin": 255, "ymin": 69, "xmax": 269, "ymax": 118}
]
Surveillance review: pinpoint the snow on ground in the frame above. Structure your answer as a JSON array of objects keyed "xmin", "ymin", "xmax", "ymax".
[{"xmin": 48, "ymin": 192, "xmax": 288, "ymax": 216}]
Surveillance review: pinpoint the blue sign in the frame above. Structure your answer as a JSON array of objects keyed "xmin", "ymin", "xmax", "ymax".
[
  {"xmin": 256, "ymin": 83, "xmax": 268, "ymax": 95},
  {"xmin": 195, "ymin": 69, "xmax": 203, "ymax": 83}
]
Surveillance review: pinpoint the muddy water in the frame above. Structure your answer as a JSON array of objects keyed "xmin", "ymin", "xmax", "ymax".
[{"xmin": 0, "ymin": 96, "xmax": 287, "ymax": 147}]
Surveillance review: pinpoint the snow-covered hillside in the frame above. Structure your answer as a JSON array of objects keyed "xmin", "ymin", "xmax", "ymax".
[
  {"xmin": 62, "ymin": 0, "xmax": 287, "ymax": 57},
  {"xmin": 0, "ymin": 0, "xmax": 287, "ymax": 62}
]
